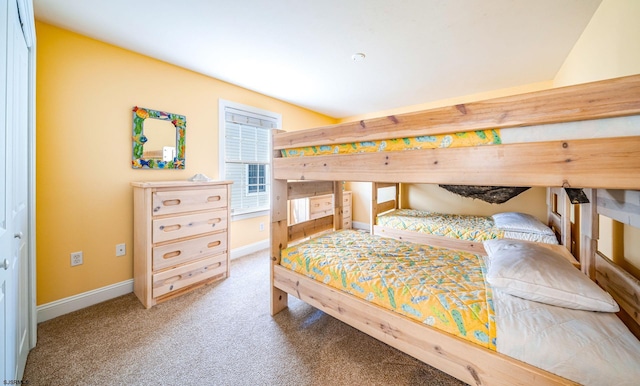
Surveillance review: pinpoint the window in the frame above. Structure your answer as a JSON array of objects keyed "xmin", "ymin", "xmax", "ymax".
[
  {"xmin": 247, "ymin": 164, "xmax": 267, "ymax": 194},
  {"xmin": 219, "ymin": 100, "xmax": 281, "ymax": 219}
]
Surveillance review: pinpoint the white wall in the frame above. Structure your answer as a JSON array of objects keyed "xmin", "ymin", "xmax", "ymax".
[{"xmin": 554, "ymin": 0, "xmax": 640, "ymax": 271}]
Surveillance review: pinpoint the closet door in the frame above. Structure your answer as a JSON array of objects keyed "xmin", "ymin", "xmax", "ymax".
[
  {"xmin": 9, "ymin": 0, "xmax": 30, "ymax": 377},
  {"xmin": 0, "ymin": 0, "xmax": 14, "ymax": 379},
  {"xmin": 1, "ymin": 0, "xmax": 31, "ymax": 380}
]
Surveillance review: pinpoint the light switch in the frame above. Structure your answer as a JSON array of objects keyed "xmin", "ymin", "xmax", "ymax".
[{"xmin": 163, "ymin": 146, "xmax": 176, "ymax": 162}]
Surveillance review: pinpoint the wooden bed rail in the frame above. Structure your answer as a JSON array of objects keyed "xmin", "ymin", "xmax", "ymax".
[
  {"xmin": 274, "ymin": 136, "xmax": 640, "ymax": 189},
  {"xmin": 274, "ymin": 74, "xmax": 640, "ymax": 150},
  {"xmin": 596, "ymin": 252, "xmax": 640, "ymax": 339}
]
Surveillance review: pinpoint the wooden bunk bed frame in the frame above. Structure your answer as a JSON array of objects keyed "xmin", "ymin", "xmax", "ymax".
[
  {"xmin": 370, "ymin": 183, "xmax": 579, "ymax": 265},
  {"xmin": 270, "ymin": 74, "xmax": 640, "ymax": 385}
]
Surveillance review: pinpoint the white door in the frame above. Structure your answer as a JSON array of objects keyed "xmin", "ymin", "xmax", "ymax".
[
  {"xmin": 9, "ymin": 0, "xmax": 30, "ymax": 377},
  {"xmin": 0, "ymin": 0, "xmax": 14, "ymax": 378},
  {"xmin": 1, "ymin": 0, "xmax": 31, "ymax": 380}
]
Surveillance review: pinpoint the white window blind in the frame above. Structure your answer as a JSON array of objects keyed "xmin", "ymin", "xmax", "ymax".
[{"xmin": 220, "ymin": 102, "xmax": 280, "ymax": 217}]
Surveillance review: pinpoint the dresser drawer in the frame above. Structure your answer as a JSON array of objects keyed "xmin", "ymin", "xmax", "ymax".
[
  {"xmin": 152, "ymin": 187, "xmax": 227, "ymax": 216},
  {"xmin": 153, "ymin": 209, "xmax": 227, "ymax": 244},
  {"xmin": 153, "ymin": 232, "xmax": 227, "ymax": 271},
  {"xmin": 152, "ymin": 253, "xmax": 227, "ymax": 298},
  {"xmin": 309, "ymin": 195, "xmax": 333, "ymax": 219},
  {"xmin": 342, "ymin": 192, "xmax": 351, "ymax": 206}
]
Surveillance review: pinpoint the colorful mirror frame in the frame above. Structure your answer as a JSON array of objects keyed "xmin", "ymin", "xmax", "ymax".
[{"xmin": 132, "ymin": 106, "xmax": 186, "ymax": 169}]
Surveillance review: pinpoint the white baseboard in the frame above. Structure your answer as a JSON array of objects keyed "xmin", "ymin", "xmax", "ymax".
[
  {"xmin": 37, "ymin": 241, "xmax": 270, "ymax": 323},
  {"xmin": 37, "ymin": 279, "xmax": 134, "ymax": 323},
  {"xmin": 352, "ymin": 221, "xmax": 371, "ymax": 232},
  {"xmin": 230, "ymin": 239, "xmax": 269, "ymax": 259}
]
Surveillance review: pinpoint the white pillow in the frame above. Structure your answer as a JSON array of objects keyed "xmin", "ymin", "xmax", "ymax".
[
  {"xmin": 483, "ymin": 239, "xmax": 619, "ymax": 312},
  {"xmin": 492, "ymin": 212, "xmax": 555, "ymax": 236}
]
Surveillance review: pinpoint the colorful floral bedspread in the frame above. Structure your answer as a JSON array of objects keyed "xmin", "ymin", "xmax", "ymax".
[
  {"xmin": 280, "ymin": 230, "xmax": 496, "ymax": 350},
  {"xmin": 281, "ymin": 129, "xmax": 501, "ymax": 157},
  {"xmin": 377, "ymin": 209, "xmax": 505, "ymax": 242}
]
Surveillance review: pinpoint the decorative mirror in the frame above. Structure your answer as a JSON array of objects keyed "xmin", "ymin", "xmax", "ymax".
[{"xmin": 132, "ymin": 106, "xmax": 186, "ymax": 169}]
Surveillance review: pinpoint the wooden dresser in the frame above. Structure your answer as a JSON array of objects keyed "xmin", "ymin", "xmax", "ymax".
[
  {"xmin": 308, "ymin": 191, "xmax": 352, "ymax": 229},
  {"xmin": 131, "ymin": 180, "xmax": 232, "ymax": 308}
]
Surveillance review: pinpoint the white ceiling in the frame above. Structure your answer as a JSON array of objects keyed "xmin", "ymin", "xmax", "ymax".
[{"xmin": 33, "ymin": 0, "xmax": 602, "ymax": 118}]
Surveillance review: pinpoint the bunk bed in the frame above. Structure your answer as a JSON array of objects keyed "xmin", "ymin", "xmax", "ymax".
[
  {"xmin": 270, "ymin": 74, "xmax": 640, "ymax": 385},
  {"xmin": 369, "ymin": 183, "xmax": 577, "ymax": 264}
]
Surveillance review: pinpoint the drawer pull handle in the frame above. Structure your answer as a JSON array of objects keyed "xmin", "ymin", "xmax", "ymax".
[
  {"xmin": 207, "ymin": 196, "xmax": 221, "ymax": 202},
  {"xmin": 163, "ymin": 250, "xmax": 181, "ymax": 259},
  {"xmin": 207, "ymin": 241, "xmax": 221, "ymax": 248},
  {"xmin": 208, "ymin": 218, "xmax": 221, "ymax": 227},
  {"xmin": 160, "ymin": 224, "xmax": 181, "ymax": 232},
  {"xmin": 163, "ymin": 199, "xmax": 181, "ymax": 207}
]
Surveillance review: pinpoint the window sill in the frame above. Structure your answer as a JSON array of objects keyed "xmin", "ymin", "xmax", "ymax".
[{"xmin": 231, "ymin": 209, "xmax": 270, "ymax": 221}]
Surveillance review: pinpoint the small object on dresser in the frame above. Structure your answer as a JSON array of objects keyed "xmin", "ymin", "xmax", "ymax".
[{"xmin": 189, "ymin": 173, "xmax": 213, "ymax": 182}]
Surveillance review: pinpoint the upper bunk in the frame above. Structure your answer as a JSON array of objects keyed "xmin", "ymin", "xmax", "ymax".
[{"xmin": 272, "ymin": 74, "xmax": 640, "ymax": 190}]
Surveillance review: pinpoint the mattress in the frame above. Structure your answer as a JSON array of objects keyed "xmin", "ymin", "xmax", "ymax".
[
  {"xmin": 279, "ymin": 230, "xmax": 640, "ymax": 385},
  {"xmin": 281, "ymin": 229, "xmax": 497, "ymax": 349},
  {"xmin": 281, "ymin": 129, "xmax": 501, "ymax": 157},
  {"xmin": 377, "ymin": 209, "xmax": 559, "ymax": 244}
]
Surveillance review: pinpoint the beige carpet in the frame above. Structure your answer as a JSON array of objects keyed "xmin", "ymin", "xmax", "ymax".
[{"xmin": 23, "ymin": 250, "xmax": 467, "ymax": 386}]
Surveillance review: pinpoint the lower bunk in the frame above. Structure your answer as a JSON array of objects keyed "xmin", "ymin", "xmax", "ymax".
[
  {"xmin": 271, "ymin": 229, "xmax": 640, "ymax": 386},
  {"xmin": 372, "ymin": 183, "xmax": 568, "ymax": 244}
]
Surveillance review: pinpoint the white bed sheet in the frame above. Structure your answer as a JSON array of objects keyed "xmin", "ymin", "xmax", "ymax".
[
  {"xmin": 502, "ymin": 230, "xmax": 559, "ymax": 244},
  {"xmin": 494, "ymin": 289, "xmax": 640, "ymax": 385}
]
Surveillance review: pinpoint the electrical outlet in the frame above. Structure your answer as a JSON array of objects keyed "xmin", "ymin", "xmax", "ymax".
[
  {"xmin": 70, "ymin": 251, "xmax": 83, "ymax": 266},
  {"xmin": 116, "ymin": 243, "xmax": 126, "ymax": 257},
  {"xmin": 259, "ymin": 223, "xmax": 265, "ymax": 231}
]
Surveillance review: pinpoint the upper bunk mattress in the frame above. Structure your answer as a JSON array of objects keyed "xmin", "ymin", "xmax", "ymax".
[
  {"xmin": 281, "ymin": 129, "xmax": 501, "ymax": 157},
  {"xmin": 376, "ymin": 209, "xmax": 559, "ymax": 244}
]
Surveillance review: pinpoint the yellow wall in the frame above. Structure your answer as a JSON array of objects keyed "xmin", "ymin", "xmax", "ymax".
[
  {"xmin": 342, "ymin": 81, "xmax": 553, "ymax": 226},
  {"xmin": 35, "ymin": 22, "xmax": 336, "ymax": 305},
  {"xmin": 553, "ymin": 0, "xmax": 640, "ymax": 273}
]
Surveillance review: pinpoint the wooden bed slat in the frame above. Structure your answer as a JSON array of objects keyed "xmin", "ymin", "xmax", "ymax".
[
  {"xmin": 274, "ymin": 74, "xmax": 640, "ymax": 150},
  {"xmin": 288, "ymin": 215, "xmax": 334, "ymax": 243},
  {"xmin": 376, "ymin": 199, "xmax": 396, "ymax": 214},
  {"xmin": 596, "ymin": 252, "xmax": 640, "ymax": 328},
  {"xmin": 373, "ymin": 225, "xmax": 486, "ymax": 254},
  {"xmin": 287, "ymin": 180, "xmax": 335, "ymax": 200},
  {"xmin": 597, "ymin": 189, "xmax": 640, "ymax": 228},
  {"xmin": 273, "ymin": 265, "xmax": 578, "ymax": 386},
  {"xmin": 274, "ymin": 136, "xmax": 640, "ymax": 190}
]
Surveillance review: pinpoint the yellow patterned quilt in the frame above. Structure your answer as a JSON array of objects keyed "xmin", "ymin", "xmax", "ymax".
[
  {"xmin": 281, "ymin": 129, "xmax": 501, "ymax": 157},
  {"xmin": 280, "ymin": 230, "xmax": 496, "ymax": 350},
  {"xmin": 377, "ymin": 209, "xmax": 505, "ymax": 242}
]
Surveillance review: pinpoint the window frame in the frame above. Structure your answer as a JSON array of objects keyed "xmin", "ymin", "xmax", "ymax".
[{"xmin": 219, "ymin": 99, "xmax": 281, "ymax": 221}]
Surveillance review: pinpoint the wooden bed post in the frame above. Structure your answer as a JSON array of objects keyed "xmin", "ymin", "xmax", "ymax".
[
  {"xmin": 333, "ymin": 181, "xmax": 343, "ymax": 230},
  {"xmin": 370, "ymin": 182, "xmax": 379, "ymax": 234},
  {"xmin": 270, "ymin": 136, "xmax": 288, "ymax": 315},
  {"xmin": 580, "ymin": 189, "xmax": 598, "ymax": 280}
]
